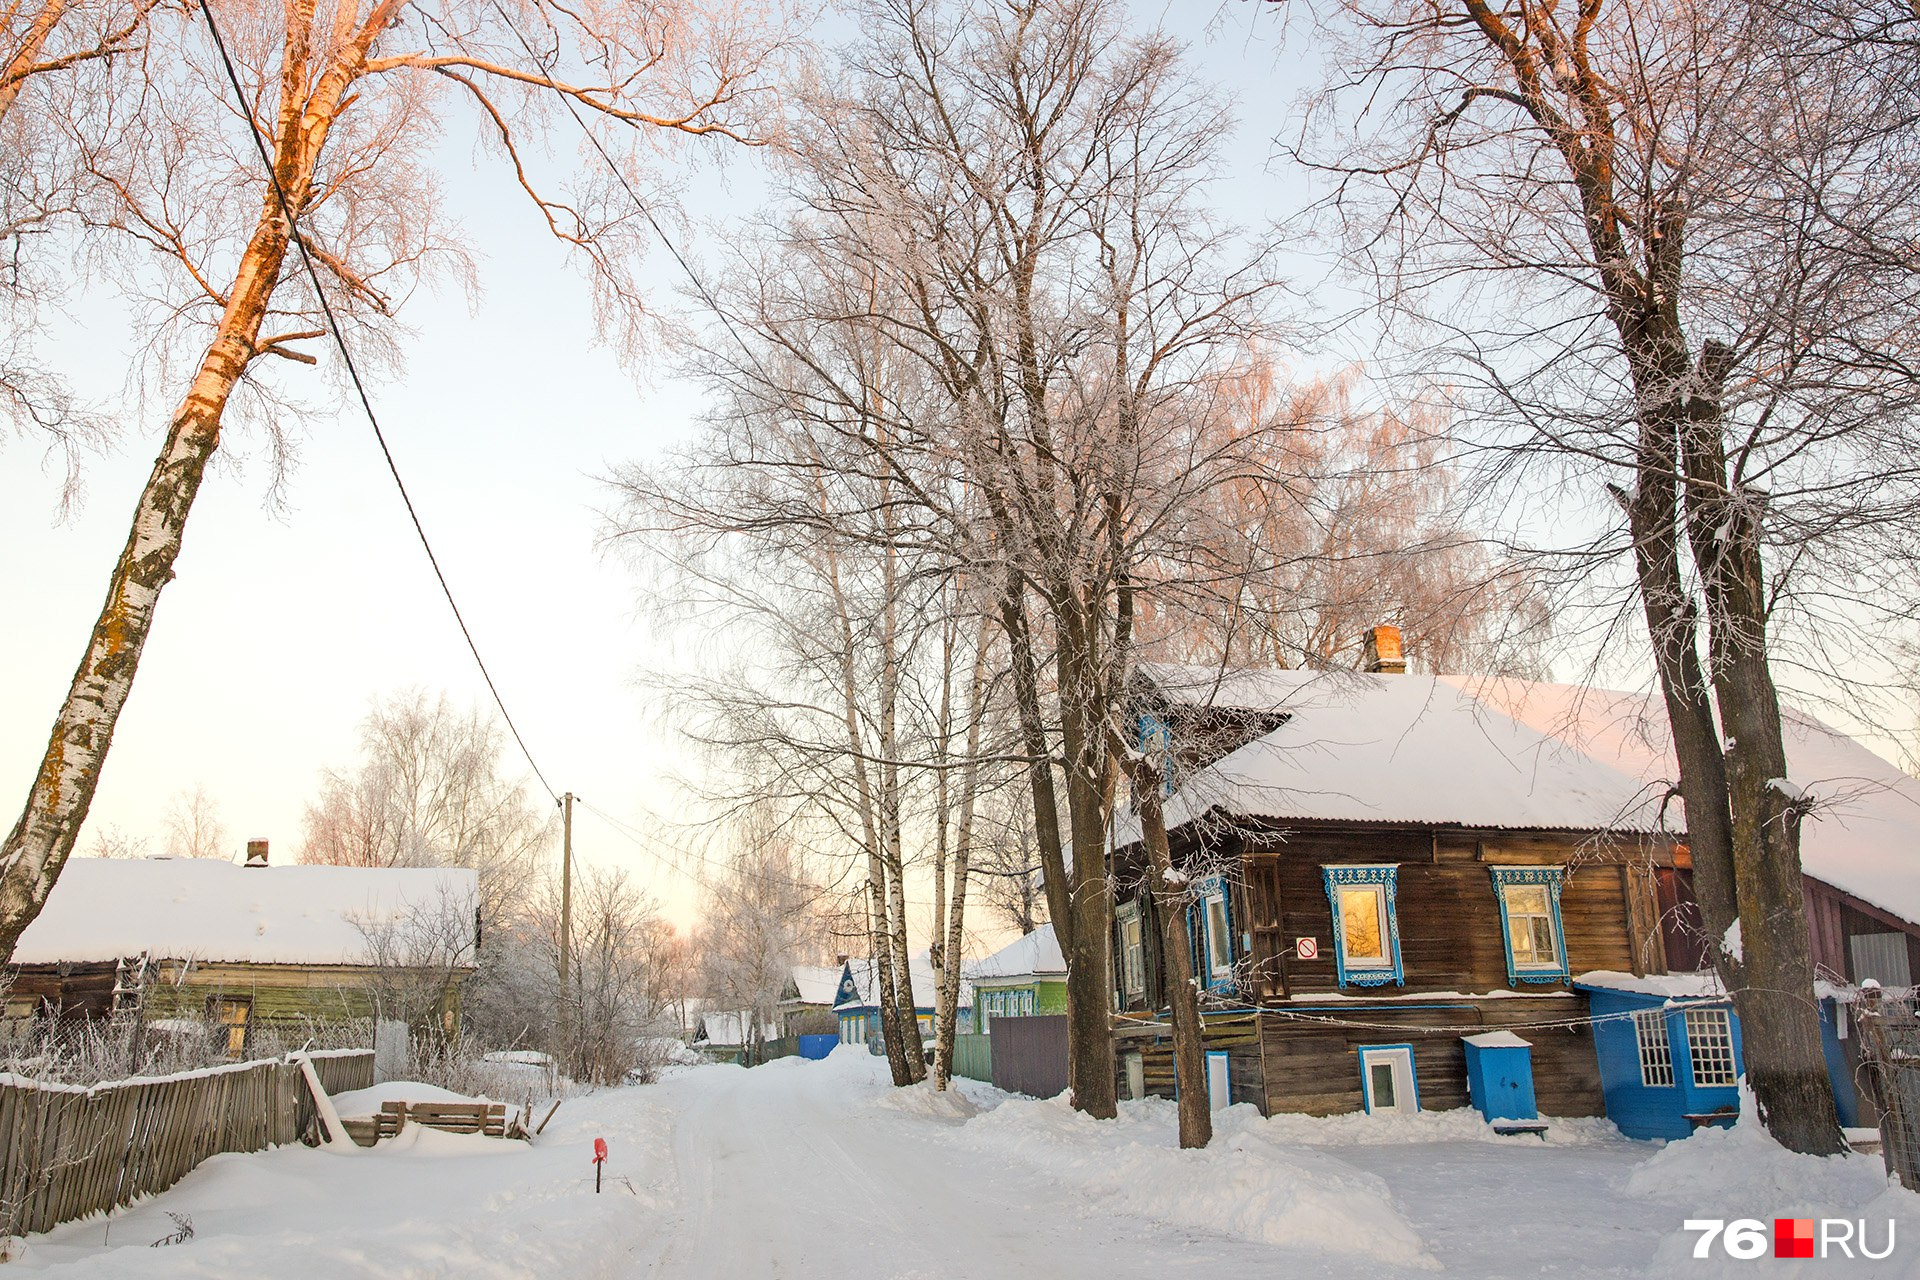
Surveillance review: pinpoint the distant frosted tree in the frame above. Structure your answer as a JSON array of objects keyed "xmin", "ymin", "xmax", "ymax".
[{"xmin": 161, "ymin": 784, "xmax": 227, "ymax": 860}]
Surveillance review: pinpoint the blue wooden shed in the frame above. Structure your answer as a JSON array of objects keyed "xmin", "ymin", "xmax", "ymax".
[
  {"xmin": 1575, "ymin": 971, "xmax": 1858, "ymax": 1140},
  {"xmin": 1461, "ymin": 1030, "xmax": 1538, "ymax": 1124}
]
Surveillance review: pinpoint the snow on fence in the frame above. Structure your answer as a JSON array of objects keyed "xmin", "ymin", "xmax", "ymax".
[{"xmin": 0, "ymin": 1049, "xmax": 373, "ymax": 1237}]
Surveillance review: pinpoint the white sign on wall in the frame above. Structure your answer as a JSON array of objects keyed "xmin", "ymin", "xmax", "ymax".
[{"xmin": 1295, "ymin": 937, "xmax": 1319, "ymax": 961}]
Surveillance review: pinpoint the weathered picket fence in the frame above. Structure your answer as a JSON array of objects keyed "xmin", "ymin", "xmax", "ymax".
[
  {"xmin": 1857, "ymin": 986, "xmax": 1920, "ymax": 1191},
  {"xmin": 0, "ymin": 1048, "xmax": 372, "ymax": 1237}
]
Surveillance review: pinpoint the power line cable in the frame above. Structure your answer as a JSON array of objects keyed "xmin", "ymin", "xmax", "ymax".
[
  {"xmin": 194, "ymin": 0, "xmax": 559, "ymax": 805},
  {"xmin": 480, "ymin": 0, "xmax": 761, "ymax": 361}
]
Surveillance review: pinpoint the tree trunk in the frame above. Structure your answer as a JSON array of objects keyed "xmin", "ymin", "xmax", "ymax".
[
  {"xmin": 997, "ymin": 582, "xmax": 1072, "ymax": 943},
  {"xmin": 1133, "ymin": 751, "xmax": 1210, "ymax": 1148},
  {"xmin": 0, "ymin": 209, "xmax": 291, "ymax": 959},
  {"xmin": 0, "ymin": 0, "xmax": 67, "ymax": 128},
  {"xmin": 1056, "ymin": 603, "xmax": 1117, "ymax": 1120},
  {"xmin": 932, "ymin": 621, "xmax": 988, "ymax": 1091},
  {"xmin": 0, "ymin": 0, "xmax": 394, "ymax": 961},
  {"xmin": 865, "ymin": 873, "xmax": 914, "ymax": 1085},
  {"xmin": 1677, "ymin": 347, "xmax": 1843, "ymax": 1154}
]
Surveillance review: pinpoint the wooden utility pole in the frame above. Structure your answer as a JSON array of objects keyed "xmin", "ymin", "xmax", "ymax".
[
  {"xmin": 558, "ymin": 792, "xmax": 574, "ymax": 1072},
  {"xmin": 560, "ymin": 792, "xmax": 574, "ymax": 986}
]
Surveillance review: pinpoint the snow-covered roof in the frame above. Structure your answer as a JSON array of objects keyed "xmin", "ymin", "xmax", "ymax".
[
  {"xmin": 1461, "ymin": 1031, "xmax": 1532, "ymax": 1049},
  {"xmin": 835, "ymin": 952, "xmax": 973, "ymax": 1011},
  {"xmin": 784, "ymin": 964, "xmax": 842, "ymax": 1007},
  {"xmin": 10, "ymin": 858, "xmax": 479, "ymax": 967},
  {"xmin": 1128, "ymin": 669, "xmax": 1920, "ymax": 930},
  {"xmin": 1573, "ymin": 970, "xmax": 1729, "ymax": 1000},
  {"xmin": 1135, "ymin": 661, "xmax": 1302, "ymax": 714},
  {"xmin": 698, "ymin": 1011, "xmax": 774, "ymax": 1047},
  {"xmin": 965, "ymin": 924, "xmax": 1066, "ymax": 982}
]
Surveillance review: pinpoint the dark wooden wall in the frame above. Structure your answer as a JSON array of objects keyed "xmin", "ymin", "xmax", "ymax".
[
  {"xmin": 6, "ymin": 964, "xmax": 118, "ymax": 1023},
  {"xmin": 1234, "ymin": 824, "xmax": 1655, "ymax": 999},
  {"xmin": 1803, "ymin": 874, "xmax": 1920, "ymax": 983},
  {"xmin": 1256, "ymin": 995, "xmax": 1605, "ymax": 1117}
]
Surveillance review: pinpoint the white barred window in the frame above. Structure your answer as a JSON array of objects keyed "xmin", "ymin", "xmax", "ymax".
[
  {"xmin": 1685, "ymin": 1008, "xmax": 1738, "ymax": 1087},
  {"xmin": 1634, "ymin": 1010, "xmax": 1675, "ymax": 1087}
]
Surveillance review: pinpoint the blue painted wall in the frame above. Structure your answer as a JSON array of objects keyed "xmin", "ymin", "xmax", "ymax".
[
  {"xmin": 1581, "ymin": 985, "xmax": 1860, "ymax": 1140},
  {"xmin": 1463, "ymin": 1040, "xmax": 1538, "ymax": 1122},
  {"xmin": 838, "ymin": 1005, "xmax": 972, "ymax": 1054}
]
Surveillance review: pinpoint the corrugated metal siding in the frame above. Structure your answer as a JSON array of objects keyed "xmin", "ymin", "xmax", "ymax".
[{"xmin": 989, "ymin": 1014, "xmax": 1069, "ymax": 1099}]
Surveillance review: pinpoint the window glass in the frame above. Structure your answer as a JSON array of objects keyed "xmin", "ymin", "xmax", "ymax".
[
  {"xmin": 1121, "ymin": 914, "xmax": 1145, "ymax": 996},
  {"xmin": 1505, "ymin": 884, "xmax": 1560, "ymax": 967},
  {"xmin": 210, "ymin": 998, "xmax": 249, "ymax": 1060},
  {"xmin": 1205, "ymin": 895, "xmax": 1231, "ymax": 973},
  {"xmin": 1339, "ymin": 887, "xmax": 1386, "ymax": 962},
  {"xmin": 1685, "ymin": 1008, "xmax": 1737, "ymax": 1086},
  {"xmin": 1634, "ymin": 1010, "xmax": 1674, "ymax": 1087},
  {"xmin": 1369, "ymin": 1060, "xmax": 1396, "ymax": 1109}
]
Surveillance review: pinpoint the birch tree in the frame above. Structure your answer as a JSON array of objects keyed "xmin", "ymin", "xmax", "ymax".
[
  {"xmin": 298, "ymin": 690, "xmax": 551, "ymax": 930},
  {"xmin": 1300, "ymin": 0, "xmax": 1920, "ymax": 1153},
  {"xmin": 0, "ymin": 0, "xmax": 156, "ymax": 491},
  {"xmin": 781, "ymin": 0, "xmax": 1280, "ymax": 1117},
  {"xmin": 616, "ymin": 355, "xmax": 997, "ymax": 1087},
  {"xmin": 0, "ymin": 0, "xmax": 790, "ymax": 961}
]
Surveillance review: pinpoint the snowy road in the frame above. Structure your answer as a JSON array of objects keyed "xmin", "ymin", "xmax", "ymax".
[
  {"xmin": 642, "ymin": 1057, "xmax": 1298, "ymax": 1280},
  {"xmin": 15, "ymin": 1049, "xmax": 1917, "ymax": 1278}
]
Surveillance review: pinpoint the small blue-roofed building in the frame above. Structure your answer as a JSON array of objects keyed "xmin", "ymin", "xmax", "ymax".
[
  {"xmin": 1461, "ymin": 1030, "xmax": 1541, "ymax": 1131},
  {"xmin": 833, "ymin": 953, "xmax": 972, "ymax": 1051},
  {"xmin": 1576, "ymin": 970, "xmax": 1859, "ymax": 1139}
]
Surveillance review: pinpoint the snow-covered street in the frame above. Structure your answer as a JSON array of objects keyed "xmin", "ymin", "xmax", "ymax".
[{"xmin": 12, "ymin": 1051, "xmax": 1918, "ymax": 1278}]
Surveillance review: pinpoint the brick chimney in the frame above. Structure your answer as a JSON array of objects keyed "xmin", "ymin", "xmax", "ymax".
[
  {"xmin": 244, "ymin": 839, "xmax": 269, "ymax": 868},
  {"xmin": 1364, "ymin": 625, "xmax": 1406, "ymax": 675}
]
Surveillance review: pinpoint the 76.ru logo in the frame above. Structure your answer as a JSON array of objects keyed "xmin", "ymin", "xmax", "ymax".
[{"xmin": 1684, "ymin": 1218, "xmax": 1895, "ymax": 1261}]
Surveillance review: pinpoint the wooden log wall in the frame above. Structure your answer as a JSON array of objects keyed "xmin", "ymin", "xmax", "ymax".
[
  {"xmin": 1254, "ymin": 996, "xmax": 1605, "ymax": 1117},
  {"xmin": 1241, "ymin": 826, "xmax": 1653, "ymax": 998},
  {"xmin": 0, "ymin": 1049, "xmax": 372, "ymax": 1238}
]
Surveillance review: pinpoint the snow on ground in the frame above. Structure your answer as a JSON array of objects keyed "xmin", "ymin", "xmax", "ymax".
[
  {"xmin": 12, "ymin": 1048, "xmax": 1917, "ymax": 1278},
  {"xmin": 1628, "ymin": 1116, "xmax": 1920, "ymax": 1277},
  {"xmin": 946, "ymin": 1091, "xmax": 1436, "ymax": 1268}
]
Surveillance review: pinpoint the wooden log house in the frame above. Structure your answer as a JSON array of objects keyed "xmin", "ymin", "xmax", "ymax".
[
  {"xmin": 5, "ymin": 845, "xmax": 480, "ymax": 1056},
  {"xmin": 1111, "ymin": 639, "xmax": 1920, "ymax": 1125}
]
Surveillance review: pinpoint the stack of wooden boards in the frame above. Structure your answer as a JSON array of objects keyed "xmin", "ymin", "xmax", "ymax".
[{"xmin": 340, "ymin": 1099, "xmax": 528, "ymax": 1147}]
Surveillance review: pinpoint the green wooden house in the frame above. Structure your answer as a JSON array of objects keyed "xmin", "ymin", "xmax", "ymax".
[
  {"xmin": 965, "ymin": 925, "xmax": 1066, "ymax": 1031},
  {"xmin": 5, "ymin": 849, "xmax": 479, "ymax": 1057}
]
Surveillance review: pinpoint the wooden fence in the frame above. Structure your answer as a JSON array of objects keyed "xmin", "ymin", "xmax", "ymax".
[
  {"xmin": 1857, "ymin": 987, "xmax": 1920, "ymax": 1191},
  {"xmin": 951, "ymin": 1032, "xmax": 992, "ymax": 1084},
  {"xmin": 988, "ymin": 1015, "xmax": 1069, "ymax": 1100},
  {"xmin": 0, "ymin": 1049, "xmax": 372, "ymax": 1237}
]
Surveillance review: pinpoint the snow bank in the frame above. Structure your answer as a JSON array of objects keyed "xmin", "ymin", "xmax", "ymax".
[
  {"xmin": 329, "ymin": 1081, "xmax": 485, "ymax": 1119},
  {"xmin": 870, "ymin": 1080, "xmax": 979, "ymax": 1121},
  {"xmin": 1628, "ymin": 1114, "xmax": 1920, "ymax": 1276},
  {"xmin": 1258, "ymin": 1104, "xmax": 1620, "ymax": 1148},
  {"xmin": 950, "ymin": 1095, "xmax": 1437, "ymax": 1269}
]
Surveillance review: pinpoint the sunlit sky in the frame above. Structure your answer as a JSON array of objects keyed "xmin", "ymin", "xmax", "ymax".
[
  {"xmin": 0, "ymin": 3, "xmax": 1316, "ymax": 951},
  {"xmin": 14, "ymin": 1, "xmax": 1905, "ymax": 960}
]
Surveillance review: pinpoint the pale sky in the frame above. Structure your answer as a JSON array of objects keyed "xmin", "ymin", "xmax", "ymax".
[{"xmin": 0, "ymin": 3, "xmax": 1306, "ymax": 949}]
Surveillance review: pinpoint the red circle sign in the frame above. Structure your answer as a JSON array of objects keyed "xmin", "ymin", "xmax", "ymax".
[{"xmin": 1295, "ymin": 937, "xmax": 1319, "ymax": 961}]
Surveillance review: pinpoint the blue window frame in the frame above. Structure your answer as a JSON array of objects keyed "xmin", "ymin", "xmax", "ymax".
[
  {"xmin": 1490, "ymin": 866, "xmax": 1569, "ymax": 984},
  {"xmin": 1134, "ymin": 713, "xmax": 1175, "ymax": 795},
  {"xmin": 1189, "ymin": 874, "xmax": 1236, "ymax": 993},
  {"xmin": 1322, "ymin": 864, "xmax": 1405, "ymax": 987}
]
